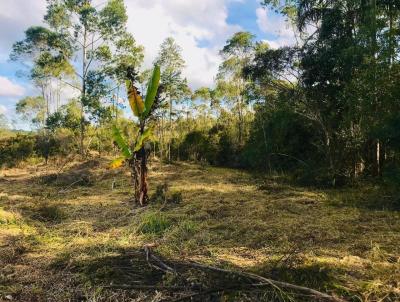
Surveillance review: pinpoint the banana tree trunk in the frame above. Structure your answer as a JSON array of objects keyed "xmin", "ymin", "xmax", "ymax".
[
  {"xmin": 138, "ymin": 145, "xmax": 148, "ymax": 206},
  {"xmin": 131, "ymin": 124, "xmax": 149, "ymax": 206}
]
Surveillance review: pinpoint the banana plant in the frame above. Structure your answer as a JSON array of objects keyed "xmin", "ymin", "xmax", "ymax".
[{"xmin": 111, "ymin": 65, "xmax": 161, "ymax": 206}]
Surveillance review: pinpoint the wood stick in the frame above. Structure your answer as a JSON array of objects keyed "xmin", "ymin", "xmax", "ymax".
[
  {"xmin": 186, "ymin": 261, "xmax": 345, "ymax": 302},
  {"xmin": 104, "ymin": 284, "xmax": 187, "ymax": 290},
  {"xmin": 144, "ymin": 246, "xmax": 176, "ymax": 274},
  {"xmin": 143, "ymin": 247, "xmax": 345, "ymax": 302}
]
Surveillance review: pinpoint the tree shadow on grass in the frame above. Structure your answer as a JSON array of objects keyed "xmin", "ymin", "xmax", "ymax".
[
  {"xmin": 47, "ymin": 244, "xmax": 347, "ymax": 302},
  {"xmin": 52, "ymin": 248, "xmax": 164, "ymax": 287},
  {"xmin": 325, "ymin": 184, "xmax": 400, "ymax": 212}
]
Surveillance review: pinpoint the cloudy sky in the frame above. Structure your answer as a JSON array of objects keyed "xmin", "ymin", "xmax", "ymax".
[{"xmin": 0, "ymin": 0, "xmax": 294, "ymax": 125}]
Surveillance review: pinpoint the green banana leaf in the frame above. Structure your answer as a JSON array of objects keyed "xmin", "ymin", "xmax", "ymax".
[
  {"xmin": 134, "ymin": 127, "xmax": 154, "ymax": 152},
  {"xmin": 143, "ymin": 65, "xmax": 161, "ymax": 117},
  {"xmin": 112, "ymin": 125, "xmax": 132, "ymax": 158}
]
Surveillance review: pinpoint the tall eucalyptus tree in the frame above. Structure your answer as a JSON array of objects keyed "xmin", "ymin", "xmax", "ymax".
[
  {"xmin": 155, "ymin": 37, "xmax": 186, "ymax": 162},
  {"xmin": 11, "ymin": 0, "xmax": 143, "ymax": 155},
  {"xmin": 217, "ymin": 31, "xmax": 255, "ymax": 146}
]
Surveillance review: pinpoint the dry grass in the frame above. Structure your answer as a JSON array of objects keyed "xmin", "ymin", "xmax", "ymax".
[{"xmin": 0, "ymin": 158, "xmax": 399, "ymax": 301}]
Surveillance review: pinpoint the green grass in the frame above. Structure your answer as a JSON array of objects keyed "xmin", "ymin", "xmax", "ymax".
[
  {"xmin": 0, "ymin": 158, "xmax": 399, "ymax": 301},
  {"xmin": 137, "ymin": 211, "xmax": 172, "ymax": 236},
  {"xmin": 0, "ymin": 208, "xmax": 21, "ymax": 225}
]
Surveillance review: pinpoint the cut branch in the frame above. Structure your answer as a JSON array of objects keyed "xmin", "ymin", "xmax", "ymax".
[{"xmin": 143, "ymin": 247, "xmax": 346, "ymax": 302}]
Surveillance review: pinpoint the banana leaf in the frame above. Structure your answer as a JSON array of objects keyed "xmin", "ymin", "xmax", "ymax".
[
  {"xmin": 110, "ymin": 157, "xmax": 125, "ymax": 169},
  {"xmin": 112, "ymin": 125, "xmax": 132, "ymax": 158},
  {"xmin": 134, "ymin": 127, "xmax": 155, "ymax": 152},
  {"xmin": 143, "ymin": 65, "xmax": 160, "ymax": 117},
  {"xmin": 126, "ymin": 80, "xmax": 145, "ymax": 117}
]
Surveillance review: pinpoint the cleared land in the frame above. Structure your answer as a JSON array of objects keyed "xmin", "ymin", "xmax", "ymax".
[{"xmin": 0, "ymin": 158, "xmax": 399, "ymax": 301}]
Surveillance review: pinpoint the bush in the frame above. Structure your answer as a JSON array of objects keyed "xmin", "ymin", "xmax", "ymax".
[
  {"xmin": 179, "ymin": 130, "xmax": 209, "ymax": 162},
  {"xmin": 35, "ymin": 133, "xmax": 61, "ymax": 163},
  {"xmin": 0, "ymin": 130, "xmax": 79, "ymax": 167},
  {"xmin": 0, "ymin": 134, "xmax": 35, "ymax": 167},
  {"xmin": 150, "ymin": 184, "xmax": 168, "ymax": 204},
  {"xmin": 241, "ymin": 106, "xmax": 321, "ymax": 173},
  {"xmin": 178, "ymin": 125, "xmax": 237, "ymax": 167}
]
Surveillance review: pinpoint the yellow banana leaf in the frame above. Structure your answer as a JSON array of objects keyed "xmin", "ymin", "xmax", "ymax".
[
  {"xmin": 110, "ymin": 157, "xmax": 125, "ymax": 169},
  {"xmin": 126, "ymin": 80, "xmax": 145, "ymax": 117}
]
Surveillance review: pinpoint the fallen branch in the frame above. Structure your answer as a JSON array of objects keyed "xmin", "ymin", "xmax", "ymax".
[
  {"xmin": 143, "ymin": 247, "xmax": 345, "ymax": 302},
  {"xmin": 186, "ymin": 261, "xmax": 345, "ymax": 302},
  {"xmin": 144, "ymin": 246, "xmax": 176, "ymax": 274},
  {"xmin": 58, "ymin": 178, "xmax": 84, "ymax": 194},
  {"xmin": 104, "ymin": 284, "xmax": 187, "ymax": 291},
  {"xmin": 168, "ymin": 286, "xmax": 288, "ymax": 302}
]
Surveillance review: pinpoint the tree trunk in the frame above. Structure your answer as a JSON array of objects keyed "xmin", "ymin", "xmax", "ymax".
[
  {"xmin": 237, "ymin": 97, "xmax": 243, "ymax": 146},
  {"xmin": 80, "ymin": 26, "xmax": 87, "ymax": 158},
  {"xmin": 132, "ymin": 123, "xmax": 149, "ymax": 206},
  {"xmin": 139, "ymin": 145, "xmax": 148, "ymax": 206},
  {"xmin": 160, "ymin": 114, "xmax": 164, "ymax": 159},
  {"xmin": 168, "ymin": 97, "xmax": 172, "ymax": 163}
]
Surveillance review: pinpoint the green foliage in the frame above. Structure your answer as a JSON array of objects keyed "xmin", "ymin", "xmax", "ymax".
[
  {"xmin": 137, "ymin": 212, "xmax": 172, "ymax": 236},
  {"xmin": 0, "ymin": 130, "xmax": 78, "ymax": 167},
  {"xmin": 242, "ymin": 106, "xmax": 319, "ymax": 171},
  {"xmin": 112, "ymin": 126, "xmax": 131, "ymax": 158},
  {"xmin": 241, "ymin": 0, "xmax": 400, "ymax": 185},
  {"xmin": 5, "ymin": 0, "xmax": 400, "ymax": 191},
  {"xmin": 178, "ymin": 131, "xmax": 212, "ymax": 163},
  {"xmin": 155, "ymin": 37, "xmax": 186, "ymax": 101},
  {"xmin": 178, "ymin": 125, "xmax": 237, "ymax": 167},
  {"xmin": 0, "ymin": 135, "xmax": 35, "ymax": 167},
  {"xmin": 16, "ymin": 96, "xmax": 46, "ymax": 127},
  {"xmin": 11, "ymin": 0, "xmax": 144, "ymax": 155},
  {"xmin": 46, "ymin": 101, "xmax": 81, "ymax": 132},
  {"xmin": 133, "ymin": 127, "xmax": 154, "ymax": 152},
  {"xmin": 35, "ymin": 133, "xmax": 61, "ymax": 162},
  {"xmin": 143, "ymin": 65, "xmax": 161, "ymax": 118},
  {"xmin": 221, "ymin": 31, "xmax": 255, "ymax": 57},
  {"xmin": 112, "ymin": 65, "xmax": 160, "ymax": 166}
]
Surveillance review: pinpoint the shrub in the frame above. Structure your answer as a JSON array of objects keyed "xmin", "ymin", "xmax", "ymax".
[
  {"xmin": 0, "ymin": 134, "xmax": 35, "ymax": 167},
  {"xmin": 178, "ymin": 125, "xmax": 237, "ymax": 166},
  {"xmin": 0, "ymin": 131, "xmax": 79, "ymax": 167},
  {"xmin": 150, "ymin": 184, "xmax": 168, "ymax": 204}
]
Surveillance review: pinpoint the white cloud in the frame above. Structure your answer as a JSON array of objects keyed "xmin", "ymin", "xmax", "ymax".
[
  {"xmin": 124, "ymin": 0, "xmax": 241, "ymax": 88},
  {"xmin": 256, "ymin": 7, "xmax": 297, "ymax": 49},
  {"xmin": 0, "ymin": 0, "xmax": 46, "ymax": 59},
  {"xmin": 0, "ymin": 76, "xmax": 25, "ymax": 97},
  {"xmin": 0, "ymin": 0, "xmax": 241, "ymax": 89}
]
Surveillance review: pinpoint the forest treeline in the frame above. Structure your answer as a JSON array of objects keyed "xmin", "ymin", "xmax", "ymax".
[{"xmin": 1, "ymin": 0, "xmax": 399, "ymax": 187}]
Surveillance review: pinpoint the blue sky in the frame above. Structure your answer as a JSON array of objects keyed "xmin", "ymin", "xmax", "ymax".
[{"xmin": 0, "ymin": 0, "xmax": 294, "ymax": 128}]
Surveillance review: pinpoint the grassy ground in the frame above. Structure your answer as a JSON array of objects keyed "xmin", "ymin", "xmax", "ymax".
[{"xmin": 0, "ymin": 158, "xmax": 399, "ymax": 301}]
